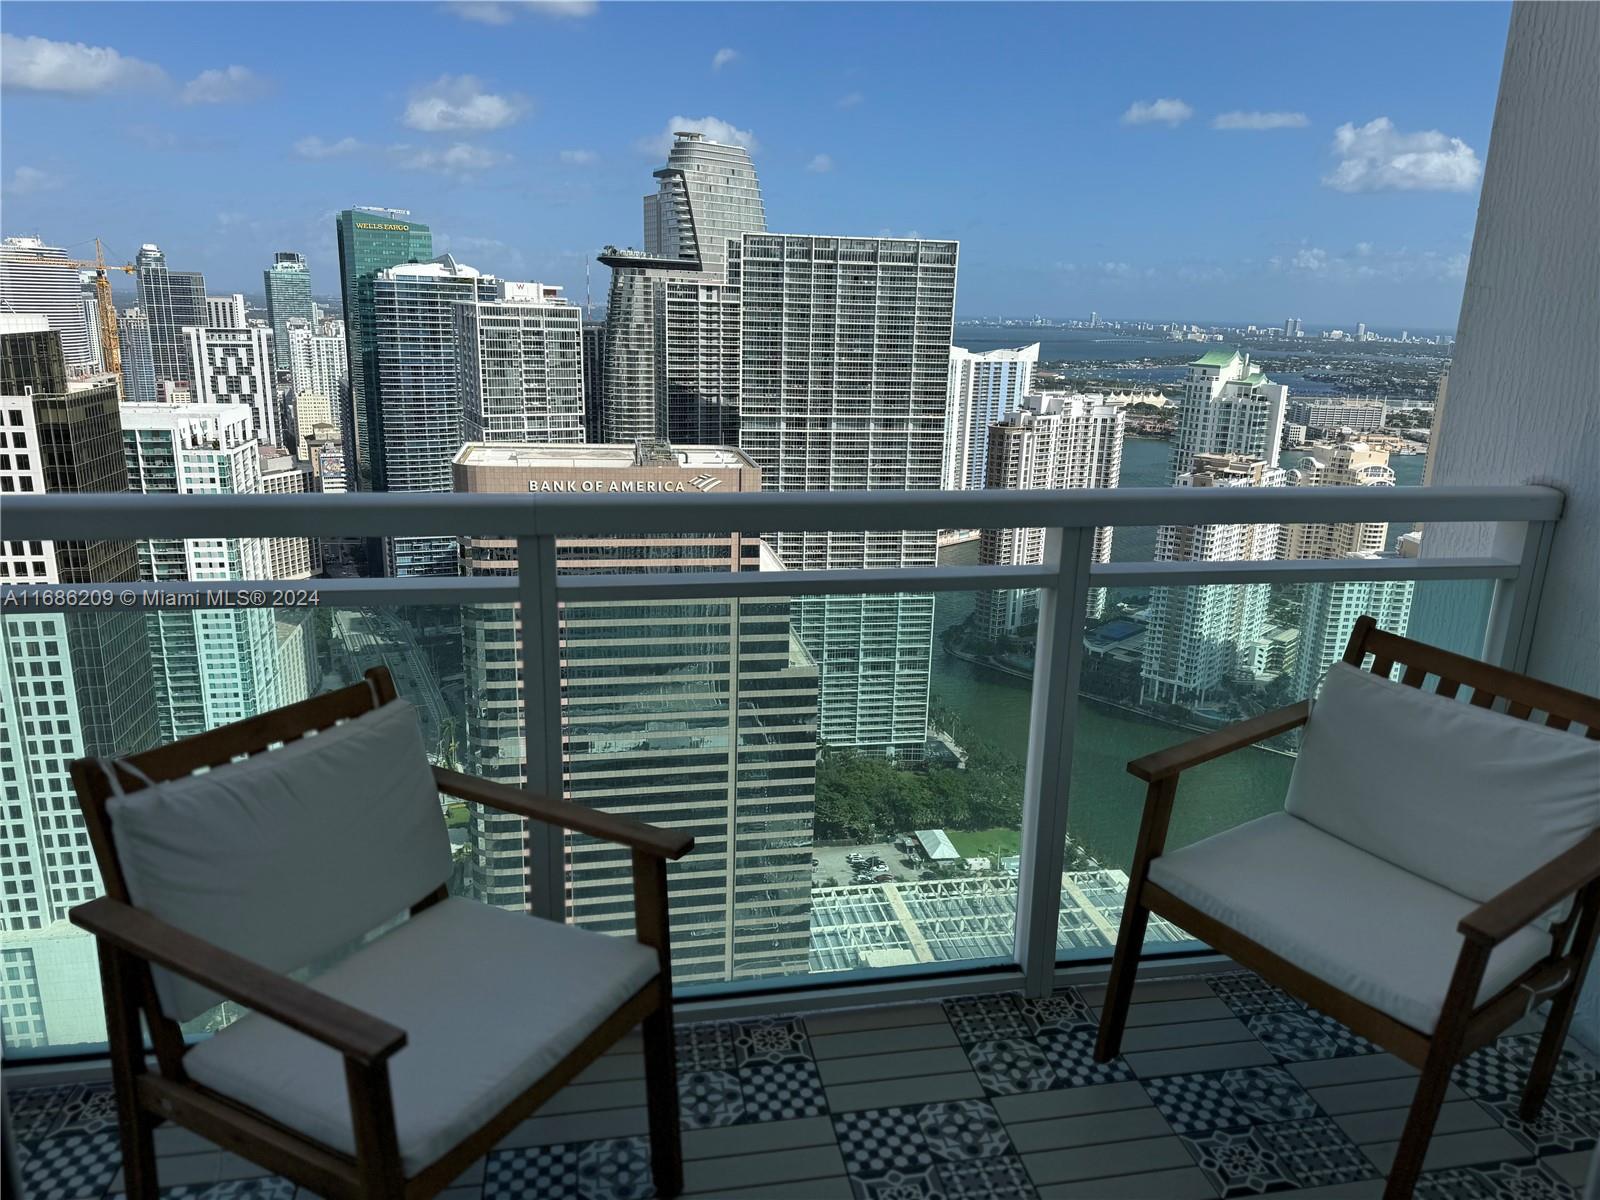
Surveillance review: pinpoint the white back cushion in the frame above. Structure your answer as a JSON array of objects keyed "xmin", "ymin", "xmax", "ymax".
[
  {"xmin": 108, "ymin": 699, "xmax": 452, "ymax": 1021},
  {"xmin": 1285, "ymin": 662, "xmax": 1600, "ymax": 912}
]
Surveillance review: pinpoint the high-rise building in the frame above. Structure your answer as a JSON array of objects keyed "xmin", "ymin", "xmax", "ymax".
[
  {"xmin": 1141, "ymin": 455, "xmax": 1285, "ymax": 706},
  {"xmin": 453, "ymin": 441, "xmax": 819, "ymax": 983},
  {"xmin": 293, "ymin": 392, "xmax": 334, "ymax": 459},
  {"xmin": 79, "ymin": 273, "xmax": 104, "ymax": 373},
  {"xmin": 580, "ymin": 321, "xmax": 605, "ymax": 442},
  {"xmin": 736, "ymin": 233, "xmax": 958, "ymax": 758},
  {"xmin": 121, "ymin": 403, "xmax": 300, "ymax": 744},
  {"xmin": 1280, "ymin": 441, "xmax": 1395, "ymax": 560},
  {"xmin": 943, "ymin": 343, "xmax": 1040, "ymax": 491},
  {"xmin": 205, "ymin": 294, "xmax": 247, "ymax": 329},
  {"xmin": 182, "ymin": 325, "xmax": 278, "ymax": 446},
  {"xmin": 643, "ymin": 130, "xmax": 767, "ymax": 282},
  {"xmin": 456, "ymin": 281, "xmax": 584, "ymax": 444},
  {"xmin": 596, "ymin": 132, "xmax": 768, "ymax": 446},
  {"xmin": 1, "ymin": 332, "xmax": 158, "ymax": 1049},
  {"xmin": 134, "ymin": 244, "xmax": 207, "ymax": 389},
  {"xmin": 1294, "ymin": 567, "xmax": 1414, "ymax": 699},
  {"xmin": 263, "ymin": 251, "xmax": 313, "ymax": 380},
  {"xmin": 334, "ymin": 209, "xmax": 432, "ymax": 487},
  {"xmin": 976, "ymin": 393, "xmax": 1124, "ymax": 636},
  {"xmin": 1171, "ymin": 349, "xmax": 1288, "ymax": 481},
  {"xmin": 116, "ymin": 310, "xmax": 157, "ymax": 405},
  {"xmin": 286, "ymin": 319, "xmax": 346, "ymax": 397},
  {"xmin": 258, "ymin": 444, "xmax": 322, "ymax": 580},
  {"xmin": 370, "ymin": 254, "xmax": 496, "ymax": 576},
  {"xmin": 305, "ymin": 426, "xmax": 347, "ymax": 494},
  {"xmin": 0, "ymin": 238, "xmax": 94, "ymax": 374}
]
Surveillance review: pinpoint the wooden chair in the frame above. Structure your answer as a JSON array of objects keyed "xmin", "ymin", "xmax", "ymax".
[
  {"xmin": 68, "ymin": 667, "xmax": 694, "ymax": 1200},
  {"xmin": 1095, "ymin": 616, "xmax": 1600, "ymax": 1200}
]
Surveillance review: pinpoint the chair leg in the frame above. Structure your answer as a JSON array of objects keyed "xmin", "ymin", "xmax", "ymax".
[
  {"xmin": 98, "ymin": 943, "xmax": 158, "ymax": 1200},
  {"xmin": 1384, "ymin": 1048, "xmax": 1456, "ymax": 1199},
  {"xmin": 115, "ymin": 1100, "xmax": 160, "ymax": 1200},
  {"xmin": 1519, "ymin": 979, "xmax": 1582, "ymax": 1121},
  {"xmin": 642, "ymin": 1001, "xmax": 683, "ymax": 1198},
  {"xmin": 1094, "ymin": 895, "xmax": 1149, "ymax": 1063}
]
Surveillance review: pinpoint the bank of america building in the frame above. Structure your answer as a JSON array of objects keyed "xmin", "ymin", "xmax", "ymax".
[{"xmin": 453, "ymin": 442, "xmax": 820, "ymax": 984}]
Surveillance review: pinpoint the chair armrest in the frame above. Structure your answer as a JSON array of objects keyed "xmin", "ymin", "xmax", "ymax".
[
  {"xmin": 433, "ymin": 767, "xmax": 694, "ymax": 861},
  {"xmin": 1458, "ymin": 830, "xmax": 1600, "ymax": 946},
  {"xmin": 1128, "ymin": 701, "xmax": 1312, "ymax": 783},
  {"xmin": 69, "ymin": 897, "xmax": 407, "ymax": 1066}
]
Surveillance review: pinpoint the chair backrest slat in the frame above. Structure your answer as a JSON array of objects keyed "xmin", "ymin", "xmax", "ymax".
[
  {"xmin": 1341, "ymin": 615, "xmax": 1600, "ymax": 734},
  {"xmin": 1400, "ymin": 665, "xmax": 1428, "ymax": 688}
]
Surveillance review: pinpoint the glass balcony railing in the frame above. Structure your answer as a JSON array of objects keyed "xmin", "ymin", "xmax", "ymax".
[{"xmin": 0, "ymin": 483, "xmax": 1563, "ymax": 1056}]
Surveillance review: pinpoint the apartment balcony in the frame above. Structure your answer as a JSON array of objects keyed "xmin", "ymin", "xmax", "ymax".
[{"xmin": 2, "ymin": 482, "xmax": 1594, "ymax": 1199}]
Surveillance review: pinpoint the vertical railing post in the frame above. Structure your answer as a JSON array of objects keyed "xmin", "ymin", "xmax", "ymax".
[
  {"xmin": 1016, "ymin": 523, "xmax": 1094, "ymax": 997},
  {"xmin": 517, "ymin": 533, "xmax": 566, "ymax": 923},
  {"xmin": 1481, "ymin": 518, "xmax": 1556, "ymax": 672}
]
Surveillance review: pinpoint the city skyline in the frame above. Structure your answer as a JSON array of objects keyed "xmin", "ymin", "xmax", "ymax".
[{"xmin": 1, "ymin": 3, "xmax": 1508, "ymax": 326}]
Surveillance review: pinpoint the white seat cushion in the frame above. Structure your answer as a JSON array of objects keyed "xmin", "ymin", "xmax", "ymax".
[
  {"xmin": 1148, "ymin": 812, "xmax": 1551, "ymax": 1033},
  {"xmin": 184, "ymin": 898, "xmax": 657, "ymax": 1175}
]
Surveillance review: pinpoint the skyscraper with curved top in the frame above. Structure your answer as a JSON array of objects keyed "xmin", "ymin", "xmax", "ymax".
[{"xmin": 643, "ymin": 130, "xmax": 766, "ymax": 281}]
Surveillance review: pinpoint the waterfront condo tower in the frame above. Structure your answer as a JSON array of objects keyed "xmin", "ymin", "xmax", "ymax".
[
  {"xmin": 455, "ymin": 281, "xmax": 585, "ymax": 445},
  {"xmin": 734, "ymin": 233, "xmax": 958, "ymax": 759},
  {"xmin": 643, "ymin": 130, "xmax": 767, "ymax": 281},
  {"xmin": 1171, "ymin": 350, "xmax": 1288, "ymax": 482},
  {"xmin": 334, "ymin": 209, "xmax": 432, "ymax": 487},
  {"xmin": 944, "ymin": 344, "xmax": 1040, "ymax": 491},
  {"xmin": 0, "ymin": 238, "xmax": 95, "ymax": 374}
]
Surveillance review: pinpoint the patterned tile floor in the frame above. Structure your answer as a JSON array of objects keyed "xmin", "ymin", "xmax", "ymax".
[{"xmin": 6, "ymin": 968, "xmax": 1596, "ymax": 1199}]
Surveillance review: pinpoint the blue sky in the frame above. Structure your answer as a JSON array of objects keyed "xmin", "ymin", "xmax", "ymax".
[{"xmin": 2, "ymin": 2, "xmax": 1509, "ymax": 328}]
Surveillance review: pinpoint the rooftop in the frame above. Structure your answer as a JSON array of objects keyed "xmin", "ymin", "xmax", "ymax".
[{"xmin": 454, "ymin": 442, "xmax": 756, "ymax": 470}]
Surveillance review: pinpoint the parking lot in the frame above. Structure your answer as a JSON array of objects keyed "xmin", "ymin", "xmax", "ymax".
[{"xmin": 812, "ymin": 840, "xmax": 921, "ymax": 887}]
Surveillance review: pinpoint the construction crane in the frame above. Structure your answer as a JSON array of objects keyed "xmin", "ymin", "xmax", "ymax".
[{"xmin": 2, "ymin": 239, "xmax": 136, "ymax": 374}]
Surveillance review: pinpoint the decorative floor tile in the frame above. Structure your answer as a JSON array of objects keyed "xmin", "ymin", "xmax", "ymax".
[
  {"xmin": 915, "ymin": 1100, "xmax": 1012, "ymax": 1162},
  {"xmin": 734, "ymin": 1016, "xmax": 811, "ymax": 1065},
  {"xmin": 740, "ymin": 1059, "xmax": 828, "ymax": 1122},
  {"xmin": 1414, "ymin": 1160, "xmax": 1577, "ymax": 1200},
  {"xmin": 1037, "ymin": 1026, "xmax": 1134, "ymax": 1089},
  {"xmin": 1181, "ymin": 1126, "xmax": 1294, "ymax": 1197},
  {"xmin": 1248, "ymin": 1010, "xmax": 1378, "ymax": 1063},
  {"xmin": 678, "ymin": 1069, "xmax": 746, "ymax": 1129},
  {"xmin": 935, "ymin": 1154, "xmax": 1038, "ymax": 1199},
  {"xmin": 1255, "ymin": 1117, "xmax": 1380, "ymax": 1190},
  {"xmin": 486, "ymin": 1142, "xmax": 582, "ymax": 1199},
  {"xmin": 1483, "ymin": 1081, "xmax": 1599, "ymax": 1156},
  {"xmin": 677, "ymin": 1020, "xmax": 739, "ymax": 1072},
  {"xmin": 112, "ymin": 1182, "xmax": 297, "ymax": 1200},
  {"xmin": 8, "ymin": 1082, "xmax": 119, "ymax": 1144},
  {"xmin": 1208, "ymin": 972, "xmax": 1304, "ymax": 1018},
  {"xmin": 1145, "ymin": 1066, "xmax": 1318, "ymax": 1135},
  {"xmin": 1146, "ymin": 1072, "xmax": 1253, "ymax": 1136},
  {"xmin": 834, "ymin": 1108, "xmax": 933, "ymax": 1176},
  {"xmin": 577, "ymin": 1135, "xmax": 655, "ymax": 1200},
  {"xmin": 942, "ymin": 994, "xmax": 1030, "ymax": 1045},
  {"xmin": 1456, "ymin": 1035, "xmax": 1597, "ymax": 1101},
  {"xmin": 1018, "ymin": 990, "xmax": 1093, "ymax": 1036},
  {"xmin": 18, "ymin": 1129, "xmax": 121, "ymax": 1200},
  {"xmin": 848, "ymin": 1165, "xmax": 944, "ymax": 1200},
  {"xmin": 1223, "ymin": 1066, "xmax": 1322, "ymax": 1125},
  {"xmin": 967, "ymin": 1038, "xmax": 1055, "ymax": 1096}
]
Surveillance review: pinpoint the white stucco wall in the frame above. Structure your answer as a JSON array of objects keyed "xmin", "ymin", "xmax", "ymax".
[{"xmin": 1413, "ymin": 1, "xmax": 1599, "ymax": 1049}]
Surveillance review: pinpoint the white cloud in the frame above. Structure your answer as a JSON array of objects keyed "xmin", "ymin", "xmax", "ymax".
[
  {"xmin": 1120, "ymin": 98, "xmax": 1193, "ymax": 127},
  {"xmin": 712, "ymin": 47, "xmax": 738, "ymax": 71},
  {"xmin": 560, "ymin": 148, "xmax": 598, "ymax": 165},
  {"xmin": 837, "ymin": 91, "xmax": 863, "ymax": 110},
  {"xmin": 1212, "ymin": 110, "xmax": 1309, "ymax": 131},
  {"xmin": 294, "ymin": 135, "xmax": 363, "ymax": 160},
  {"xmin": 1273, "ymin": 241, "xmax": 1469, "ymax": 283},
  {"xmin": 182, "ymin": 65, "xmax": 269, "ymax": 104},
  {"xmin": 404, "ymin": 74, "xmax": 530, "ymax": 132},
  {"xmin": 1324, "ymin": 117, "xmax": 1483, "ymax": 193},
  {"xmin": 1, "ymin": 33, "xmax": 167, "ymax": 94},
  {"xmin": 805, "ymin": 153, "xmax": 834, "ymax": 174},
  {"xmin": 639, "ymin": 115, "xmax": 758, "ymax": 157},
  {"xmin": 445, "ymin": 0, "xmax": 595, "ymax": 20},
  {"xmin": 393, "ymin": 141, "xmax": 508, "ymax": 176},
  {"xmin": 1292, "ymin": 248, "xmax": 1330, "ymax": 272},
  {"xmin": 3, "ymin": 165, "xmax": 63, "ymax": 195}
]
